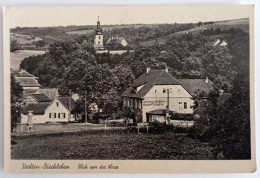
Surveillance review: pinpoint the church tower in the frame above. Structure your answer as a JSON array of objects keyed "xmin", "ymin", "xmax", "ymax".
[{"xmin": 93, "ymin": 16, "xmax": 104, "ymax": 50}]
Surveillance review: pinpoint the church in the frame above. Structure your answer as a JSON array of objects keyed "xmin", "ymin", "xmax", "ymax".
[{"xmin": 93, "ymin": 16, "xmax": 105, "ymax": 51}]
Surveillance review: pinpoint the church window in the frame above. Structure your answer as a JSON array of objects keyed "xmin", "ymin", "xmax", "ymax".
[{"xmin": 99, "ymin": 36, "xmax": 101, "ymax": 39}]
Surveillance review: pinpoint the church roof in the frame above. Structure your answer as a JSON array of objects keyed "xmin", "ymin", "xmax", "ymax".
[{"xmin": 122, "ymin": 69, "xmax": 181, "ymax": 98}]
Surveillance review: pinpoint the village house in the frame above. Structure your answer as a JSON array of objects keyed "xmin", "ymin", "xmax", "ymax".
[
  {"xmin": 21, "ymin": 93, "xmax": 52, "ymax": 107},
  {"xmin": 21, "ymin": 96, "xmax": 76, "ymax": 124},
  {"xmin": 122, "ymin": 67, "xmax": 214, "ymax": 123},
  {"xmin": 14, "ymin": 70, "xmax": 41, "ymax": 95},
  {"xmin": 106, "ymin": 36, "xmax": 128, "ymax": 47}
]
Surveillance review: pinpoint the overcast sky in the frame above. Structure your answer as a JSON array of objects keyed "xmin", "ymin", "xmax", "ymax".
[{"xmin": 5, "ymin": 5, "xmax": 253, "ymax": 28}]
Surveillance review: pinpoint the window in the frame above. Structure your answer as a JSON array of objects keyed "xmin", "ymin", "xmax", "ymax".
[
  {"xmin": 184, "ymin": 102, "xmax": 187, "ymax": 109},
  {"xmin": 60, "ymin": 113, "xmax": 66, "ymax": 119},
  {"xmin": 179, "ymin": 102, "xmax": 183, "ymax": 110},
  {"xmin": 155, "ymin": 90, "xmax": 157, "ymax": 93},
  {"xmin": 49, "ymin": 113, "xmax": 56, "ymax": 119},
  {"xmin": 163, "ymin": 89, "xmax": 166, "ymax": 93},
  {"xmin": 56, "ymin": 102, "xmax": 59, "ymax": 107},
  {"xmin": 58, "ymin": 113, "xmax": 60, "ymax": 118},
  {"xmin": 99, "ymin": 36, "xmax": 101, "ymax": 39}
]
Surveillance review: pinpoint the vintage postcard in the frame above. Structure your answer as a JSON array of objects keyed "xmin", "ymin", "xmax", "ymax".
[{"xmin": 3, "ymin": 5, "xmax": 256, "ymax": 173}]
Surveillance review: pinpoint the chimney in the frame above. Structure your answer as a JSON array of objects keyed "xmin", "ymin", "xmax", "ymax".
[
  {"xmin": 165, "ymin": 67, "xmax": 168, "ymax": 73},
  {"xmin": 146, "ymin": 67, "xmax": 151, "ymax": 73},
  {"xmin": 205, "ymin": 76, "xmax": 209, "ymax": 83}
]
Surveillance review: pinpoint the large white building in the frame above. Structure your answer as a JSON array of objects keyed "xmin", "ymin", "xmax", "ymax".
[{"xmin": 122, "ymin": 68, "xmax": 214, "ymax": 123}]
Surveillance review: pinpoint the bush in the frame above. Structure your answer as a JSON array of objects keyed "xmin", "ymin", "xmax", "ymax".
[
  {"xmin": 170, "ymin": 113, "xmax": 194, "ymax": 120},
  {"xmin": 148, "ymin": 121, "xmax": 175, "ymax": 134}
]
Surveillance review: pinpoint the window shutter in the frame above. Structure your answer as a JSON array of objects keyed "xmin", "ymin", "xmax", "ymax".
[{"xmin": 49, "ymin": 113, "xmax": 51, "ymax": 118}]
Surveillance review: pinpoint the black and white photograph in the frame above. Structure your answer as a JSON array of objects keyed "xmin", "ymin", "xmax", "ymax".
[{"xmin": 3, "ymin": 5, "xmax": 256, "ymax": 173}]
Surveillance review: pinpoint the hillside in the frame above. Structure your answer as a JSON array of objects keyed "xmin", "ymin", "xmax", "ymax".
[{"xmin": 139, "ymin": 18, "xmax": 249, "ymax": 46}]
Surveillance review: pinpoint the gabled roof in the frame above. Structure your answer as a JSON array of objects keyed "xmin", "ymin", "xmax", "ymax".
[
  {"xmin": 15, "ymin": 77, "xmax": 41, "ymax": 87},
  {"xmin": 122, "ymin": 69, "xmax": 181, "ymax": 98},
  {"xmin": 106, "ymin": 37, "xmax": 127, "ymax": 44},
  {"xmin": 23, "ymin": 103, "xmax": 50, "ymax": 115},
  {"xmin": 16, "ymin": 70, "xmax": 35, "ymax": 77},
  {"xmin": 29, "ymin": 93, "xmax": 51, "ymax": 102},
  {"xmin": 58, "ymin": 97, "xmax": 76, "ymax": 111},
  {"xmin": 40, "ymin": 88, "xmax": 59, "ymax": 100},
  {"xmin": 178, "ymin": 79, "xmax": 214, "ymax": 95}
]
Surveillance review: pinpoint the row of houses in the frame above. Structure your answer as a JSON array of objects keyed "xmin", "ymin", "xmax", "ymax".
[{"xmin": 14, "ymin": 70, "xmax": 79, "ymax": 124}]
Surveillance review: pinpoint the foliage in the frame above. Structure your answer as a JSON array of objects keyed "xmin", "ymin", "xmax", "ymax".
[
  {"xmin": 10, "ymin": 75, "xmax": 23, "ymax": 132},
  {"xmin": 10, "ymin": 39, "xmax": 20, "ymax": 52}
]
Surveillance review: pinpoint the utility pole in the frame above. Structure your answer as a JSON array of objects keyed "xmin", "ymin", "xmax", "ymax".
[
  {"xmin": 166, "ymin": 88, "xmax": 170, "ymax": 125},
  {"xmin": 85, "ymin": 91, "xmax": 88, "ymax": 132}
]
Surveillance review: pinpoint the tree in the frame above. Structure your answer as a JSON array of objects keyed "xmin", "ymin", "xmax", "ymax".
[
  {"xmin": 10, "ymin": 39, "xmax": 19, "ymax": 52},
  {"xmin": 11, "ymin": 75, "xmax": 23, "ymax": 132}
]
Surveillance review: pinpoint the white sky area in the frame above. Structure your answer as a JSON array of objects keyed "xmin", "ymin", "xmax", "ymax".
[{"xmin": 5, "ymin": 5, "xmax": 252, "ymax": 28}]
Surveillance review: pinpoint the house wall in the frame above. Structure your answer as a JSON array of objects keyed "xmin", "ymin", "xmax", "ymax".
[
  {"xmin": 23, "ymin": 86, "xmax": 40, "ymax": 90},
  {"xmin": 121, "ymin": 39, "xmax": 128, "ymax": 46},
  {"xmin": 45, "ymin": 98, "xmax": 70, "ymax": 123},
  {"xmin": 21, "ymin": 114, "xmax": 45, "ymax": 124},
  {"xmin": 142, "ymin": 85, "xmax": 194, "ymax": 122}
]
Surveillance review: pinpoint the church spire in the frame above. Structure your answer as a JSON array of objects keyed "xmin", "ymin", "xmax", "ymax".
[{"xmin": 95, "ymin": 16, "xmax": 102, "ymax": 35}]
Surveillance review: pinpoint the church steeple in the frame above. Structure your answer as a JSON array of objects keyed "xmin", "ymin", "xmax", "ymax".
[
  {"xmin": 95, "ymin": 16, "xmax": 103, "ymax": 35},
  {"xmin": 93, "ymin": 16, "xmax": 104, "ymax": 50}
]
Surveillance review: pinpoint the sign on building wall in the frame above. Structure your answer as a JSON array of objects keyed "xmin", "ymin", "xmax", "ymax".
[{"xmin": 143, "ymin": 99, "xmax": 166, "ymax": 106}]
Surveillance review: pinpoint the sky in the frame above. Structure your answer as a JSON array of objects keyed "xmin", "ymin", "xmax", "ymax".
[{"xmin": 5, "ymin": 5, "xmax": 253, "ymax": 28}]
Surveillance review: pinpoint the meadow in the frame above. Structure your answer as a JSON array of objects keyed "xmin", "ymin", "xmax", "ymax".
[
  {"xmin": 11, "ymin": 130, "xmax": 215, "ymax": 160},
  {"xmin": 10, "ymin": 50, "xmax": 45, "ymax": 70}
]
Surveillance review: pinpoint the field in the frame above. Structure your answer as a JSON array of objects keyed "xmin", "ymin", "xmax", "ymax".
[
  {"xmin": 139, "ymin": 18, "xmax": 249, "ymax": 46},
  {"xmin": 11, "ymin": 130, "xmax": 215, "ymax": 160},
  {"xmin": 10, "ymin": 50, "xmax": 46, "ymax": 70}
]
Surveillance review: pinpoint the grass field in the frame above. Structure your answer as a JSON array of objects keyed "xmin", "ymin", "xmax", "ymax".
[
  {"xmin": 10, "ymin": 50, "xmax": 45, "ymax": 70},
  {"xmin": 139, "ymin": 18, "xmax": 249, "ymax": 46},
  {"xmin": 11, "ymin": 130, "xmax": 215, "ymax": 160}
]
